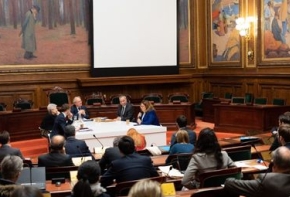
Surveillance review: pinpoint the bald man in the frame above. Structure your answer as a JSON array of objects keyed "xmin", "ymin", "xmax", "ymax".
[
  {"xmin": 224, "ymin": 146, "xmax": 290, "ymax": 197},
  {"xmin": 71, "ymin": 96, "xmax": 89, "ymax": 120},
  {"xmin": 38, "ymin": 135, "xmax": 74, "ymax": 167}
]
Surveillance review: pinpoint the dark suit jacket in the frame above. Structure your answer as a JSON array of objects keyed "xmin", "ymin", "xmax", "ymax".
[
  {"xmin": 70, "ymin": 105, "xmax": 89, "ymax": 119},
  {"xmin": 140, "ymin": 110, "xmax": 160, "ymax": 126},
  {"xmin": 51, "ymin": 113, "xmax": 73, "ymax": 137},
  {"xmin": 117, "ymin": 103, "xmax": 134, "ymax": 121},
  {"xmin": 0, "ymin": 144, "xmax": 24, "ymax": 162},
  {"xmin": 40, "ymin": 113, "xmax": 56, "ymax": 130},
  {"xmin": 224, "ymin": 173, "xmax": 290, "ymax": 197},
  {"xmin": 100, "ymin": 152, "xmax": 159, "ymax": 187},
  {"xmin": 99, "ymin": 147, "xmax": 122, "ymax": 174},
  {"xmin": 38, "ymin": 151, "xmax": 74, "ymax": 167},
  {"xmin": 64, "ymin": 137, "xmax": 93, "ymax": 159}
]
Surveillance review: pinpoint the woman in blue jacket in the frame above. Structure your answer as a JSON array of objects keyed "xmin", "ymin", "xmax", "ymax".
[{"xmin": 137, "ymin": 100, "xmax": 160, "ymax": 126}]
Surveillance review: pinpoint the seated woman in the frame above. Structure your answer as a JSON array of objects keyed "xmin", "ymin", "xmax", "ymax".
[
  {"xmin": 166, "ymin": 129, "xmax": 194, "ymax": 164},
  {"xmin": 128, "ymin": 179, "xmax": 162, "ymax": 197},
  {"xmin": 182, "ymin": 127, "xmax": 236, "ymax": 189},
  {"xmin": 127, "ymin": 128, "xmax": 147, "ymax": 151},
  {"xmin": 137, "ymin": 100, "xmax": 160, "ymax": 126},
  {"xmin": 70, "ymin": 160, "xmax": 109, "ymax": 197}
]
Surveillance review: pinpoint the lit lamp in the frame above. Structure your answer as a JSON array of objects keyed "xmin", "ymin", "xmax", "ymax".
[{"xmin": 235, "ymin": 17, "xmax": 254, "ymax": 39}]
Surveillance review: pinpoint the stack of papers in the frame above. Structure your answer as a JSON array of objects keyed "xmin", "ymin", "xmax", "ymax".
[
  {"xmin": 158, "ymin": 166, "xmax": 184, "ymax": 177},
  {"xmin": 235, "ymin": 161, "xmax": 268, "ymax": 170}
]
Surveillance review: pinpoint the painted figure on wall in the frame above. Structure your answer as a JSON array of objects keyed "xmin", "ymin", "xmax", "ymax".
[
  {"xmin": 211, "ymin": 0, "xmax": 240, "ymax": 62},
  {"xmin": 264, "ymin": 0, "xmax": 290, "ymax": 58}
]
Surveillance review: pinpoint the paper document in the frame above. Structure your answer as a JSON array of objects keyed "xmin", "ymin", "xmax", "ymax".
[
  {"xmin": 72, "ymin": 156, "xmax": 92, "ymax": 166},
  {"xmin": 158, "ymin": 166, "xmax": 184, "ymax": 177}
]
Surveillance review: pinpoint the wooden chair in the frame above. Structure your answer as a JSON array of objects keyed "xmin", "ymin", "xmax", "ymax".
[
  {"xmin": 272, "ymin": 98, "xmax": 286, "ymax": 106},
  {"xmin": 110, "ymin": 94, "xmax": 132, "ymax": 104},
  {"xmin": 85, "ymin": 92, "xmax": 105, "ymax": 105},
  {"xmin": 191, "ymin": 187, "xmax": 227, "ymax": 197},
  {"xmin": 0, "ymin": 103, "xmax": 7, "ymax": 111},
  {"xmin": 45, "ymin": 166, "xmax": 78, "ymax": 180},
  {"xmin": 254, "ymin": 97, "xmax": 267, "ymax": 105},
  {"xmin": 142, "ymin": 93, "xmax": 163, "ymax": 103},
  {"xmin": 115, "ymin": 176, "xmax": 166, "ymax": 196},
  {"xmin": 168, "ymin": 92, "xmax": 189, "ymax": 103},
  {"xmin": 222, "ymin": 145, "xmax": 251, "ymax": 161},
  {"xmin": 231, "ymin": 97, "xmax": 245, "ymax": 104},
  {"xmin": 244, "ymin": 93, "xmax": 254, "ymax": 104},
  {"xmin": 199, "ymin": 167, "xmax": 242, "ymax": 188},
  {"xmin": 13, "ymin": 98, "xmax": 33, "ymax": 110},
  {"xmin": 46, "ymin": 86, "xmax": 70, "ymax": 107},
  {"xmin": 165, "ymin": 153, "xmax": 193, "ymax": 171}
]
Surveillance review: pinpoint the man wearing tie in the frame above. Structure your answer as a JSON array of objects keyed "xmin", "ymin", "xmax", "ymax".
[
  {"xmin": 71, "ymin": 96, "xmax": 89, "ymax": 120},
  {"xmin": 116, "ymin": 95, "xmax": 134, "ymax": 121}
]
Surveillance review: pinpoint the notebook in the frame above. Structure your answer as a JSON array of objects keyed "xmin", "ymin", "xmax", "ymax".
[{"xmin": 17, "ymin": 167, "xmax": 46, "ymax": 190}]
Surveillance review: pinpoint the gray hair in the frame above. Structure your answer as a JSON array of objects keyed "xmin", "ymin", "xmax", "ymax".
[
  {"xmin": 73, "ymin": 96, "xmax": 81, "ymax": 103},
  {"xmin": 113, "ymin": 136, "xmax": 122, "ymax": 147},
  {"xmin": 47, "ymin": 103, "xmax": 57, "ymax": 112},
  {"xmin": 1, "ymin": 155, "xmax": 23, "ymax": 180}
]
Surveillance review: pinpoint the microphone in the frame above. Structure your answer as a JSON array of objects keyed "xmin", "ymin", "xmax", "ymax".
[
  {"xmin": 251, "ymin": 143, "xmax": 268, "ymax": 167},
  {"xmin": 268, "ymin": 130, "xmax": 278, "ymax": 140},
  {"xmin": 93, "ymin": 134, "xmax": 104, "ymax": 150},
  {"xmin": 76, "ymin": 145, "xmax": 84, "ymax": 162}
]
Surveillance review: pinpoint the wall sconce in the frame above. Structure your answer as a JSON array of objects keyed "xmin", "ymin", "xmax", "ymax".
[{"xmin": 235, "ymin": 17, "xmax": 255, "ymax": 39}]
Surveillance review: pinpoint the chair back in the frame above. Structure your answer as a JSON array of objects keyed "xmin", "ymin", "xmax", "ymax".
[
  {"xmin": 0, "ymin": 103, "xmax": 7, "ymax": 111},
  {"xmin": 115, "ymin": 176, "xmax": 166, "ymax": 196},
  {"xmin": 166, "ymin": 153, "xmax": 193, "ymax": 171},
  {"xmin": 224, "ymin": 92, "xmax": 232, "ymax": 99},
  {"xmin": 13, "ymin": 98, "xmax": 33, "ymax": 110},
  {"xmin": 136, "ymin": 149, "xmax": 152, "ymax": 156},
  {"xmin": 254, "ymin": 97, "xmax": 267, "ymax": 105},
  {"xmin": 168, "ymin": 92, "xmax": 189, "ymax": 103},
  {"xmin": 110, "ymin": 94, "xmax": 132, "ymax": 104},
  {"xmin": 142, "ymin": 93, "xmax": 163, "ymax": 103},
  {"xmin": 191, "ymin": 187, "xmax": 226, "ymax": 197},
  {"xmin": 85, "ymin": 92, "xmax": 105, "ymax": 105},
  {"xmin": 199, "ymin": 167, "xmax": 242, "ymax": 188},
  {"xmin": 46, "ymin": 86, "xmax": 70, "ymax": 107},
  {"xmin": 244, "ymin": 93, "xmax": 254, "ymax": 104},
  {"xmin": 45, "ymin": 166, "xmax": 78, "ymax": 180},
  {"xmin": 272, "ymin": 98, "xmax": 286, "ymax": 106},
  {"xmin": 231, "ymin": 97, "xmax": 245, "ymax": 104},
  {"xmin": 222, "ymin": 145, "xmax": 251, "ymax": 161}
]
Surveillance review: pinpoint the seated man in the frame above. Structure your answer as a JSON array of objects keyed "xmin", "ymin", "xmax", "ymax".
[
  {"xmin": 64, "ymin": 125, "xmax": 93, "ymax": 159},
  {"xmin": 0, "ymin": 155, "xmax": 23, "ymax": 185},
  {"xmin": 51, "ymin": 103, "xmax": 73, "ymax": 138},
  {"xmin": 0, "ymin": 131, "xmax": 24, "ymax": 162},
  {"xmin": 70, "ymin": 96, "xmax": 89, "ymax": 120},
  {"xmin": 224, "ymin": 146, "xmax": 290, "ymax": 197},
  {"xmin": 100, "ymin": 136, "xmax": 159, "ymax": 187},
  {"xmin": 99, "ymin": 136, "xmax": 122, "ymax": 174},
  {"xmin": 38, "ymin": 135, "xmax": 74, "ymax": 167},
  {"xmin": 40, "ymin": 103, "xmax": 59, "ymax": 131},
  {"xmin": 170, "ymin": 115, "xmax": 196, "ymax": 147},
  {"xmin": 116, "ymin": 95, "xmax": 134, "ymax": 121}
]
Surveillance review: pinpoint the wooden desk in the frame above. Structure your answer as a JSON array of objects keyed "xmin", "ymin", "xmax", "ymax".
[
  {"xmin": 46, "ymin": 180, "xmax": 72, "ymax": 197},
  {"xmin": 214, "ymin": 104, "xmax": 290, "ymax": 134},
  {"xmin": 202, "ymin": 98, "xmax": 230, "ymax": 123}
]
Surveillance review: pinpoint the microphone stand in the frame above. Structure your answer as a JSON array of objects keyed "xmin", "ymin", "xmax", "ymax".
[
  {"xmin": 76, "ymin": 145, "xmax": 84, "ymax": 163},
  {"xmin": 251, "ymin": 143, "xmax": 268, "ymax": 167},
  {"xmin": 93, "ymin": 134, "xmax": 104, "ymax": 150}
]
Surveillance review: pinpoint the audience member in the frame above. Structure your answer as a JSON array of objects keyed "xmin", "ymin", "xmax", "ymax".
[
  {"xmin": 100, "ymin": 136, "xmax": 159, "ymax": 187},
  {"xmin": 277, "ymin": 125, "xmax": 290, "ymax": 149},
  {"xmin": 71, "ymin": 96, "xmax": 89, "ymax": 120},
  {"xmin": 38, "ymin": 135, "xmax": 74, "ymax": 167},
  {"xmin": 269, "ymin": 112, "xmax": 290, "ymax": 151},
  {"xmin": 170, "ymin": 115, "xmax": 196, "ymax": 146},
  {"xmin": 166, "ymin": 129, "xmax": 194, "ymax": 164},
  {"xmin": 182, "ymin": 127, "xmax": 236, "ymax": 189},
  {"xmin": 51, "ymin": 103, "xmax": 73, "ymax": 138},
  {"xmin": 128, "ymin": 179, "xmax": 162, "ymax": 197},
  {"xmin": 64, "ymin": 125, "xmax": 93, "ymax": 159},
  {"xmin": 127, "ymin": 128, "xmax": 146, "ymax": 151},
  {"xmin": 137, "ymin": 100, "xmax": 160, "ymax": 126},
  {"xmin": 40, "ymin": 103, "xmax": 59, "ymax": 131},
  {"xmin": 11, "ymin": 186, "xmax": 43, "ymax": 197},
  {"xmin": 0, "ymin": 131, "xmax": 24, "ymax": 162},
  {"xmin": 116, "ymin": 95, "xmax": 134, "ymax": 121},
  {"xmin": 99, "ymin": 136, "xmax": 122, "ymax": 174},
  {"xmin": 0, "ymin": 155, "xmax": 23, "ymax": 185},
  {"xmin": 224, "ymin": 146, "xmax": 290, "ymax": 197},
  {"xmin": 70, "ymin": 160, "xmax": 109, "ymax": 197}
]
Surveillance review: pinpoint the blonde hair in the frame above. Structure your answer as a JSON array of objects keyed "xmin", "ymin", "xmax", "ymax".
[
  {"xmin": 127, "ymin": 128, "xmax": 146, "ymax": 147},
  {"xmin": 128, "ymin": 179, "xmax": 162, "ymax": 197},
  {"xmin": 176, "ymin": 129, "xmax": 189, "ymax": 143}
]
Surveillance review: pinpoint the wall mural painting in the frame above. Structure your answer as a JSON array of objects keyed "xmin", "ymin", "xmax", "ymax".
[
  {"xmin": 211, "ymin": 0, "xmax": 240, "ymax": 64},
  {"xmin": 0, "ymin": 0, "xmax": 90, "ymax": 66}
]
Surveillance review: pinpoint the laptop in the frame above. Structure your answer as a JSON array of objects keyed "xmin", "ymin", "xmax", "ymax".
[
  {"xmin": 158, "ymin": 145, "xmax": 170, "ymax": 153},
  {"xmin": 17, "ymin": 167, "xmax": 46, "ymax": 190}
]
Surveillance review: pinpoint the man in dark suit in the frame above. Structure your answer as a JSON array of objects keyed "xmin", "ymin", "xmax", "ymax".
[
  {"xmin": 224, "ymin": 146, "xmax": 290, "ymax": 197},
  {"xmin": 116, "ymin": 95, "xmax": 134, "ymax": 121},
  {"xmin": 70, "ymin": 96, "xmax": 89, "ymax": 120},
  {"xmin": 51, "ymin": 103, "xmax": 73, "ymax": 138},
  {"xmin": 0, "ymin": 131, "xmax": 24, "ymax": 162},
  {"xmin": 276, "ymin": 125, "xmax": 290, "ymax": 150},
  {"xmin": 40, "ymin": 103, "xmax": 60, "ymax": 131},
  {"xmin": 99, "ymin": 136, "xmax": 122, "ymax": 174},
  {"xmin": 64, "ymin": 125, "xmax": 93, "ymax": 159},
  {"xmin": 38, "ymin": 135, "xmax": 74, "ymax": 167},
  {"xmin": 100, "ymin": 136, "xmax": 159, "ymax": 187}
]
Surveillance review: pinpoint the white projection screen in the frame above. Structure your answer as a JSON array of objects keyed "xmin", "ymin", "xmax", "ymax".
[{"xmin": 91, "ymin": 0, "xmax": 179, "ymax": 77}]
